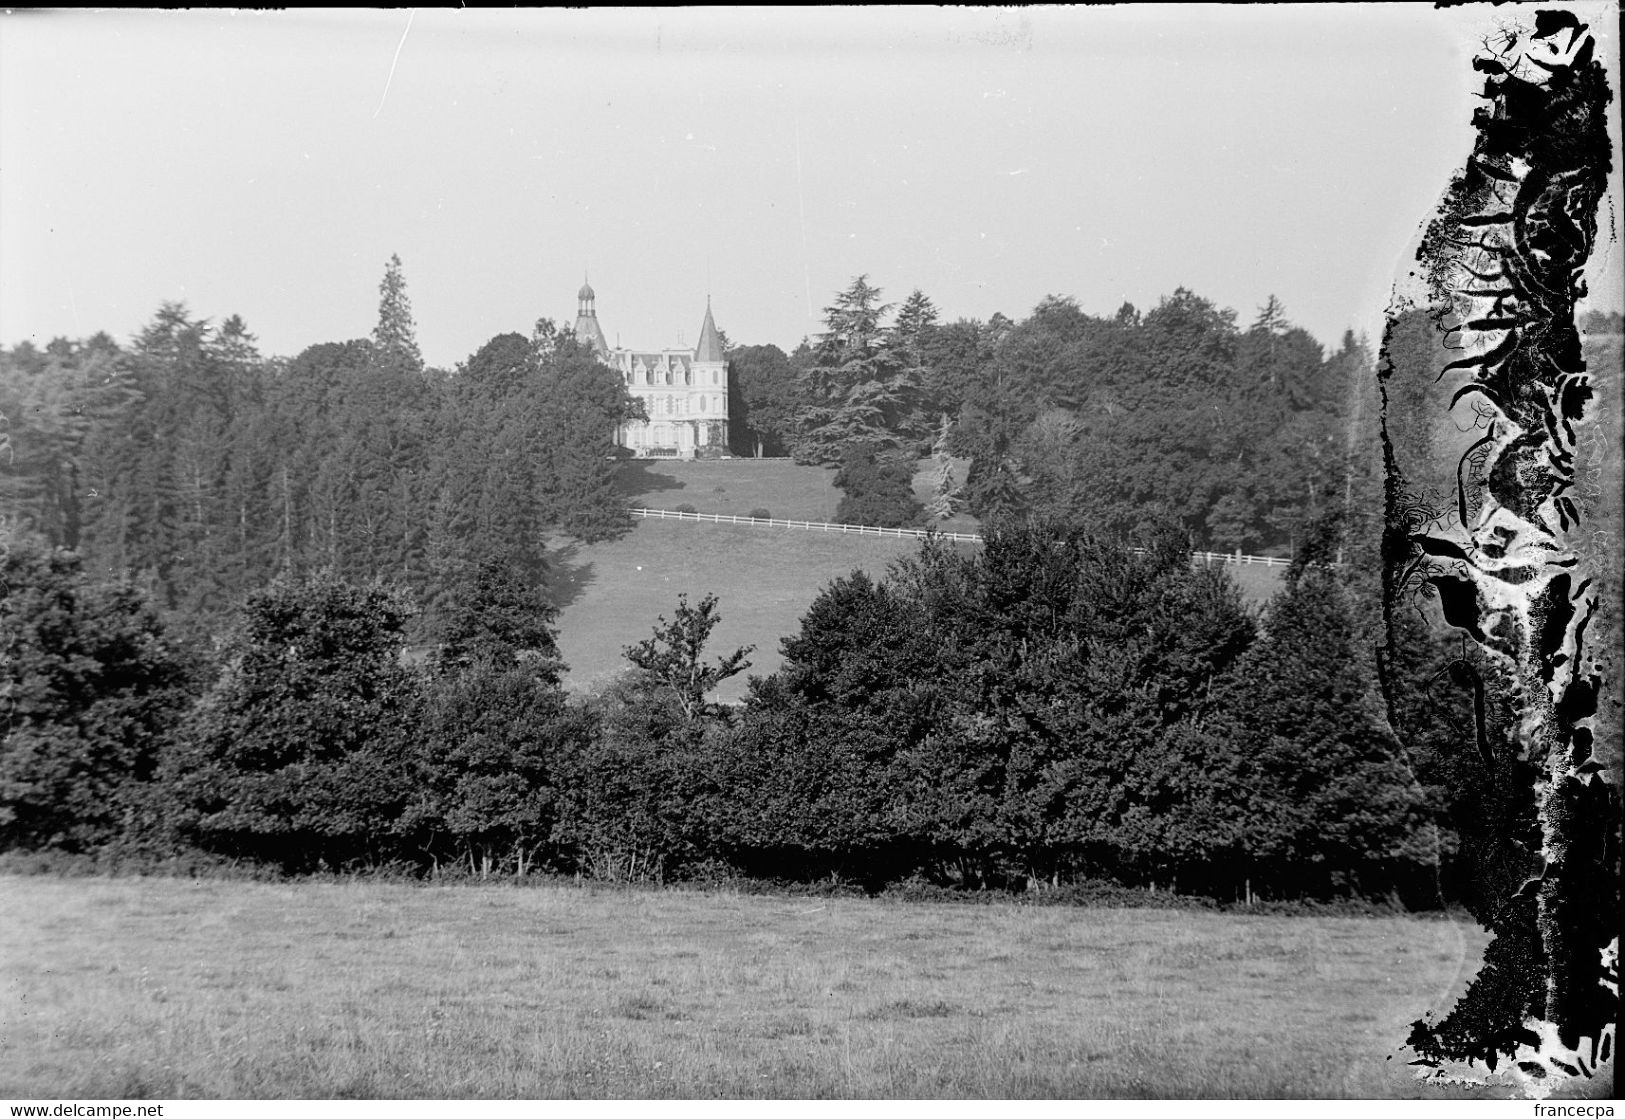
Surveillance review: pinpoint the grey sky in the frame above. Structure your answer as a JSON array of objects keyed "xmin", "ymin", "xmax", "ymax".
[{"xmin": 2, "ymin": 6, "xmax": 1620, "ymax": 369}]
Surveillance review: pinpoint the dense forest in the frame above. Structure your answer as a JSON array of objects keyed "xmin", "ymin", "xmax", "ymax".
[
  {"xmin": 729, "ymin": 277, "xmax": 1386, "ymax": 554},
  {"xmin": 3, "ymin": 257, "xmax": 1619, "ymax": 905},
  {"xmin": 0, "ymin": 257, "xmax": 640, "ymax": 641},
  {"xmin": 3, "ymin": 259, "xmax": 1380, "ymax": 645}
]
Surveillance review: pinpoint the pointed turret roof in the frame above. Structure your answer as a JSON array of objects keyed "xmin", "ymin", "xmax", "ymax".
[
  {"xmin": 573, "ymin": 278, "xmax": 609, "ymax": 357},
  {"xmin": 694, "ymin": 300, "xmax": 725, "ymax": 363}
]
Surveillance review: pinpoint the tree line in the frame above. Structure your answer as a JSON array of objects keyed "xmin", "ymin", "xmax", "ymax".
[
  {"xmin": 6, "ymin": 266, "xmax": 1608, "ymax": 595},
  {"xmin": 728, "ymin": 277, "xmax": 1383, "ymax": 554},
  {"xmin": 0, "ymin": 256, "xmax": 639, "ymax": 642},
  {"xmin": 4, "ymin": 263, "xmax": 1381, "ymax": 626},
  {"xmin": 4, "ymin": 512, "xmax": 1463, "ymax": 906}
]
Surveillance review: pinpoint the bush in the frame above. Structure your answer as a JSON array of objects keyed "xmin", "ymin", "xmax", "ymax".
[
  {"xmin": 673, "ymin": 503, "xmax": 698, "ymax": 515},
  {"xmin": 748, "ymin": 508, "xmax": 772, "ymax": 520},
  {"xmin": 833, "ymin": 442, "xmax": 925, "ymax": 528},
  {"xmin": 404, "ymin": 663, "xmax": 591, "ymax": 877},
  {"xmin": 553, "ymin": 595, "xmax": 752, "ymax": 881},
  {"xmin": 163, "ymin": 572, "xmax": 423, "ymax": 871},
  {"xmin": 551, "ymin": 681, "xmax": 716, "ymax": 882}
]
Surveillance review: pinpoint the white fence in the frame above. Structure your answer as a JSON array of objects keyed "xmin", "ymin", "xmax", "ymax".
[{"xmin": 629, "ymin": 507, "xmax": 1293, "ymax": 568}]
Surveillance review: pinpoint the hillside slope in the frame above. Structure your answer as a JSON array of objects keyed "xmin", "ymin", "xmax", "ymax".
[
  {"xmin": 562, "ymin": 458, "xmax": 1285, "ymax": 702},
  {"xmin": 548, "ymin": 519, "xmax": 958, "ymax": 701},
  {"xmin": 616, "ymin": 458, "xmax": 845, "ymax": 522},
  {"xmin": 619, "ymin": 455, "xmax": 983, "ymax": 536}
]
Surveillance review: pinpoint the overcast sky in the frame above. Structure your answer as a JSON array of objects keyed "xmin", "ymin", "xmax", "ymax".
[{"xmin": 2, "ymin": 5, "xmax": 1620, "ymax": 369}]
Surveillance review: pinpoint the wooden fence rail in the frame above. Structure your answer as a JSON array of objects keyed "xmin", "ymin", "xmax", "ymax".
[{"xmin": 628, "ymin": 507, "xmax": 1294, "ymax": 569}]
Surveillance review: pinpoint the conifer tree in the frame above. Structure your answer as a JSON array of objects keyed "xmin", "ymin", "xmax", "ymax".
[
  {"xmin": 0, "ymin": 536, "xmax": 197, "ymax": 853},
  {"xmin": 372, "ymin": 253, "xmax": 423, "ymax": 374},
  {"xmin": 795, "ymin": 276, "xmax": 911, "ymax": 464},
  {"xmin": 833, "ymin": 442, "xmax": 924, "ymax": 528},
  {"xmin": 436, "ymin": 554, "xmax": 564, "ymax": 683},
  {"xmin": 926, "ymin": 414, "xmax": 960, "ymax": 521},
  {"xmin": 1217, "ymin": 561, "xmax": 1435, "ymax": 899}
]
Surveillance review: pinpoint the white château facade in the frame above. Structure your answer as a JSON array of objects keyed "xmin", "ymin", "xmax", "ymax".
[{"xmin": 572, "ymin": 282, "xmax": 729, "ymax": 458}]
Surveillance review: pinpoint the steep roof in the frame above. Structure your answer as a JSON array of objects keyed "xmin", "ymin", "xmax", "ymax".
[
  {"xmin": 573, "ymin": 306, "xmax": 609, "ymax": 356},
  {"xmin": 694, "ymin": 301, "xmax": 725, "ymax": 363}
]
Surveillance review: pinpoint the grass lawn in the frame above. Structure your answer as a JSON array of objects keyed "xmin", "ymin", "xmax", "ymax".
[
  {"xmin": 620, "ymin": 455, "xmax": 986, "ymax": 537},
  {"xmin": 549, "ymin": 521, "xmax": 970, "ymax": 701},
  {"xmin": 617, "ymin": 458, "xmax": 846, "ymax": 522},
  {"xmin": 0, "ymin": 877, "xmax": 1490, "ymax": 1100}
]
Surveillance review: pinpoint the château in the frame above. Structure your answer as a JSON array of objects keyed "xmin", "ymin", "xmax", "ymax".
[{"xmin": 572, "ymin": 281, "xmax": 729, "ymax": 458}]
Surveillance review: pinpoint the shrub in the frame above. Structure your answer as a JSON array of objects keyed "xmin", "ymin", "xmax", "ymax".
[
  {"xmin": 748, "ymin": 508, "xmax": 773, "ymax": 520},
  {"xmin": 163, "ymin": 572, "xmax": 422, "ymax": 871},
  {"xmin": 833, "ymin": 442, "xmax": 925, "ymax": 528},
  {"xmin": 404, "ymin": 663, "xmax": 591, "ymax": 877},
  {"xmin": 551, "ymin": 681, "xmax": 715, "ymax": 882},
  {"xmin": 553, "ymin": 595, "xmax": 752, "ymax": 881}
]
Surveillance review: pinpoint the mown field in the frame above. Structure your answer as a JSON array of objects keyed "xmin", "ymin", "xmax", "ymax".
[
  {"xmin": 0, "ymin": 877, "xmax": 1489, "ymax": 1100},
  {"xmin": 557, "ymin": 458, "xmax": 1284, "ymax": 700},
  {"xmin": 549, "ymin": 520, "xmax": 952, "ymax": 701},
  {"xmin": 617, "ymin": 457, "xmax": 849, "ymax": 523}
]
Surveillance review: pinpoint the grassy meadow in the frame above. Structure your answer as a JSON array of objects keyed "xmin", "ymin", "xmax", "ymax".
[
  {"xmin": 555, "ymin": 458, "xmax": 1284, "ymax": 700},
  {"xmin": 617, "ymin": 457, "xmax": 849, "ymax": 522},
  {"xmin": 0, "ymin": 876, "xmax": 1488, "ymax": 1099},
  {"xmin": 549, "ymin": 520, "xmax": 944, "ymax": 701}
]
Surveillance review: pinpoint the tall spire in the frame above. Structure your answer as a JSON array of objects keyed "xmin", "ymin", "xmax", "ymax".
[
  {"xmin": 573, "ymin": 274, "xmax": 609, "ymax": 356},
  {"xmin": 694, "ymin": 297, "xmax": 725, "ymax": 363}
]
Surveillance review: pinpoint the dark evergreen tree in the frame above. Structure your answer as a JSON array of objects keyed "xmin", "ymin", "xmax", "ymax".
[
  {"xmin": 887, "ymin": 288, "xmax": 939, "ymax": 445},
  {"xmin": 163, "ymin": 572, "xmax": 422, "ymax": 870},
  {"xmin": 372, "ymin": 253, "xmax": 424, "ymax": 374},
  {"xmin": 435, "ymin": 553, "xmax": 563, "ymax": 683},
  {"xmin": 794, "ymin": 276, "xmax": 913, "ymax": 464},
  {"xmin": 1213, "ymin": 558, "xmax": 1436, "ymax": 900},
  {"xmin": 526, "ymin": 335, "xmax": 640, "ymax": 543},
  {"xmin": 0, "ymin": 537, "xmax": 198, "ymax": 853},
  {"xmin": 833, "ymin": 441, "xmax": 925, "ymax": 528}
]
